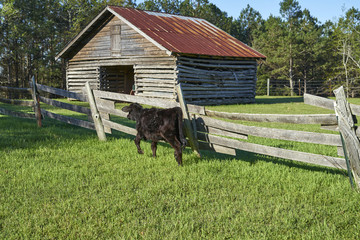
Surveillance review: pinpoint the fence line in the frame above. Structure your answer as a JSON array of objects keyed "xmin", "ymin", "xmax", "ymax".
[
  {"xmin": 259, "ymin": 79, "xmax": 360, "ymax": 97},
  {"xmin": 33, "ymin": 82, "xmax": 95, "ymax": 130},
  {"xmin": 0, "ymin": 84, "xmax": 35, "ymax": 119},
  {"xmin": 1, "ymin": 80, "xmax": 360, "ymax": 183}
]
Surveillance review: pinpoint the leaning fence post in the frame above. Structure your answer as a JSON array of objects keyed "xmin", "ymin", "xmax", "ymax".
[
  {"xmin": 334, "ymin": 86, "xmax": 360, "ymax": 189},
  {"xmin": 85, "ymin": 81, "xmax": 106, "ymax": 141},
  {"xmin": 31, "ymin": 76, "xmax": 42, "ymax": 127},
  {"xmin": 176, "ymin": 84, "xmax": 201, "ymax": 158}
]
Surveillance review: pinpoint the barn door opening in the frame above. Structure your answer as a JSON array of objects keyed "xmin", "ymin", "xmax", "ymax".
[{"xmin": 100, "ymin": 66, "xmax": 134, "ymax": 94}]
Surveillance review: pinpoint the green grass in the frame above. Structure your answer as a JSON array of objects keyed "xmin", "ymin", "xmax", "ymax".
[{"xmin": 1, "ymin": 97, "xmax": 360, "ymax": 239}]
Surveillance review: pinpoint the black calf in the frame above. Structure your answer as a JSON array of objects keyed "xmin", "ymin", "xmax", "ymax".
[{"xmin": 122, "ymin": 103, "xmax": 187, "ymax": 165}]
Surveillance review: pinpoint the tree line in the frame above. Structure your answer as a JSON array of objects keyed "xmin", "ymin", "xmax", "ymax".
[{"xmin": 1, "ymin": 0, "xmax": 359, "ymax": 96}]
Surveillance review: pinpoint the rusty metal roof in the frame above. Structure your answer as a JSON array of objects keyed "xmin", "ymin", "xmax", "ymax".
[
  {"xmin": 56, "ymin": 6, "xmax": 266, "ymax": 60},
  {"xmin": 109, "ymin": 6, "xmax": 266, "ymax": 59}
]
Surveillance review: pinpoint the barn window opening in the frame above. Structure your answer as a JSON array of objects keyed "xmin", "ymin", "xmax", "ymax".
[{"xmin": 100, "ymin": 66, "xmax": 134, "ymax": 94}]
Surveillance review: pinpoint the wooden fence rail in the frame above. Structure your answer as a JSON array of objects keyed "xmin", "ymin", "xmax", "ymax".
[
  {"xmin": 2, "ymin": 80, "xmax": 360, "ymax": 177},
  {"xmin": 34, "ymin": 83, "xmax": 95, "ymax": 130},
  {"xmin": 0, "ymin": 84, "xmax": 35, "ymax": 119},
  {"xmin": 205, "ymin": 110, "xmax": 338, "ymax": 125},
  {"xmin": 333, "ymin": 87, "xmax": 360, "ymax": 189}
]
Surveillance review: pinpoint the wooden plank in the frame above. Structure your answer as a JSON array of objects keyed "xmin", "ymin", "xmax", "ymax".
[
  {"xmin": 205, "ymin": 110, "xmax": 337, "ymax": 125},
  {"xmin": 134, "ymin": 69, "xmax": 176, "ymax": 74},
  {"xmin": 41, "ymin": 109, "xmax": 95, "ymax": 130},
  {"xmin": 92, "ymin": 89, "xmax": 205, "ymax": 115},
  {"xmin": 95, "ymin": 98, "xmax": 128, "ymax": 117},
  {"xmin": 0, "ymin": 86, "xmax": 32, "ymax": 93},
  {"xmin": 39, "ymin": 96, "xmax": 91, "ymax": 115},
  {"xmin": 0, "ymin": 107, "xmax": 35, "ymax": 119},
  {"xmin": 304, "ymin": 93, "xmax": 334, "ymax": 110},
  {"xmin": 96, "ymin": 98, "xmax": 115, "ymax": 133},
  {"xmin": 0, "ymin": 98, "xmax": 34, "ymax": 107},
  {"xmin": 197, "ymin": 132, "xmax": 346, "ymax": 169},
  {"xmin": 176, "ymin": 84, "xmax": 201, "ymax": 157},
  {"xmin": 134, "ymin": 65, "xmax": 175, "ymax": 69},
  {"xmin": 135, "ymin": 79, "xmax": 175, "ymax": 84},
  {"xmin": 135, "ymin": 73, "xmax": 175, "ymax": 79},
  {"xmin": 196, "ymin": 122, "xmax": 248, "ymax": 140},
  {"xmin": 334, "ymin": 86, "xmax": 360, "ymax": 188},
  {"xmin": 304, "ymin": 93, "xmax": 360, "ymax": 116},
  {"xmin": 197, "ymin": 115, "xmax": 342, "ymax": 146},
  {"xmin": 102, "ymin": 119, "xmax": 137, "ymax": 136},
  {"xmin": 137, "ymin": 87, "xmax": 174, "ymax": 93},
  {"xmin": 85, "ymin": 82, "xmax": 106, "ymax": 141},
  {"xmin": 198, "ymin": 141, "xmax": 236, "ymax": 156},
  {"xmin": 36, "ymin": 83, "xmax": 88, "ymax": 102},
  {"xmin": 67, "ymin": 74, "xmax": 98, "ymax": 79},
  {"xmin": 94, "ymin": 89, "xmax": 177, "ymax": 108}
]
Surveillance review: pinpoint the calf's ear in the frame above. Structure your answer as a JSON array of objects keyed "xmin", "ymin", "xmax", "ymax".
[{"xmin": 122, "ymin": 106, "xmax": 131, "ymax": 112}]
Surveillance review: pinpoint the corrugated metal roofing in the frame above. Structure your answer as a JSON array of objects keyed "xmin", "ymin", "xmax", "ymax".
[{"xmin": 109, "ymin": 6, "xmax": 266, "ymax": 59}]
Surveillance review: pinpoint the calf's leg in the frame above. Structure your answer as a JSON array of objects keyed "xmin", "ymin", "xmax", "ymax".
[
  {"xmin": 161, "ymin": 134, "xmax": 182, "ymax": 166},
  {"xmin": 134, "ymin": 134, "xmax": 143, "ymax": 154},
  {"xmin": 151, "ymin": 141, "xmax": 158, "ymax": 157}
]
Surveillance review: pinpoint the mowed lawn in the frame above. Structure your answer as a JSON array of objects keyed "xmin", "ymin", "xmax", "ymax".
[{"xmin": 1, "ymin": 96, "xmax": 360, "ymax": 239}]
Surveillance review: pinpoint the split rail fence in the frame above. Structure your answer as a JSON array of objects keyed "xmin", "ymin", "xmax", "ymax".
[{"xmin": 1, "ymin": 80, "xmax": 360, "ymax": 188}]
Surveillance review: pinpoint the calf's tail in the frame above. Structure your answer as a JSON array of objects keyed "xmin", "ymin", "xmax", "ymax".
[{"xmin": 177, "ymin": 108, "xmax": 187, "ymax": 148}]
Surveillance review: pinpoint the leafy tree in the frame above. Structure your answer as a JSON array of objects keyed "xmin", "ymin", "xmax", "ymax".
[
  {"xmin": 297, "ymin": 9, "xmax": 324, "ymax": 82},
  {"xmin": 333, "ymin": 7, "xmax": 360, "ymax": 96},
  {"xmin": 254, "ymin": 15, "xmax": 287, "ymax": 80},
  {"xmin": 233, "ymin": 4, "xmax": 264, "ymax": 46}
]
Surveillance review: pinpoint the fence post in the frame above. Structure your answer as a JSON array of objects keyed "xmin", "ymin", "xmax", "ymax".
[
  {"xmin": 30, "ymin": 76, "xmax": 42, "ymax": 127},
  {"xmin": 85, "ymin": 81, "xmax": 106, "ymax": 141},
  {"xmin": 334, "ymin": 86, "xmax": 360, "ymax": 189},
  {"xmin": 267, "ymin": 78, "xmax": 270, "ymax": 96},
  {"xmin": 176, "ymin": 84, "xmax": 201, "ymax": 157}
]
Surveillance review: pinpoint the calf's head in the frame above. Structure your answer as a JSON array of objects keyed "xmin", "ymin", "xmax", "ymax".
[{"xmin": 122, "ymin": 103, "xmax": 143, "ymax": 121}]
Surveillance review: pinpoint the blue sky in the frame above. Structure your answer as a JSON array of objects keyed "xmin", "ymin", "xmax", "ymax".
[
  {"xmin": 136, "ymin": 0, "xmax": 360, "ymax": 23},
  {"xmin": 208, "ymin": 0, "xmax": 359, "ymax": 23}
]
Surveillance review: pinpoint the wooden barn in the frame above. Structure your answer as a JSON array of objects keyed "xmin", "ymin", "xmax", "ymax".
[{"xmin": 56, "ymin": 6, "xmax": 266, "ymax": 105}]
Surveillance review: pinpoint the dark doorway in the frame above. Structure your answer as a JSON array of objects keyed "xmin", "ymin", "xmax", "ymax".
[{"xmin": 100, "ymin": 65, "xmax": 134, "ymax": 94}]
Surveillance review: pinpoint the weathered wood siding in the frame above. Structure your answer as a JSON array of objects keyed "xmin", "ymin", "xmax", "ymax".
[
  {"xmin": 67, "ymin": 16, "xmax": 175, "ymax": 94},
  {"xmin": 134, "ymin": 64, "xmax": 177, "ymax": 99},
  {"xmin": 177, "ymin": 56, "xmax": 258, "ymax": 105},
  {"xmin": 65, "ymin": 15, "xmax": 259, "ymax": 104}
]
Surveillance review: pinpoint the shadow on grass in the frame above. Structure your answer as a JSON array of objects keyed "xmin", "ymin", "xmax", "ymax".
[
  {"xmin": 193, "ymin": 147, "xmax": 346, "ymax": 176},
  {"xmin": 255, "ymin": 97, "xmax": 304, "ymax": 104}
]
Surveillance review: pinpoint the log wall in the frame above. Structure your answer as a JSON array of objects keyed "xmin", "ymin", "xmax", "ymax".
[{"xmin": 176, "ymin": 55, "xmax": 258, "ymax": 105}]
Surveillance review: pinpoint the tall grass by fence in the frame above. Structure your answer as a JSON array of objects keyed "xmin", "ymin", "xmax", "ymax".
[{"xmin": 1, "ymin": 80, "xmax": 360, "ymax": 188}]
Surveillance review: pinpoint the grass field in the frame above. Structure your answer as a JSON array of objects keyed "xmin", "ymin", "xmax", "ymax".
[{"xmin": 1, "ymin": 96, "xmax": 360, "ymax": 239}]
